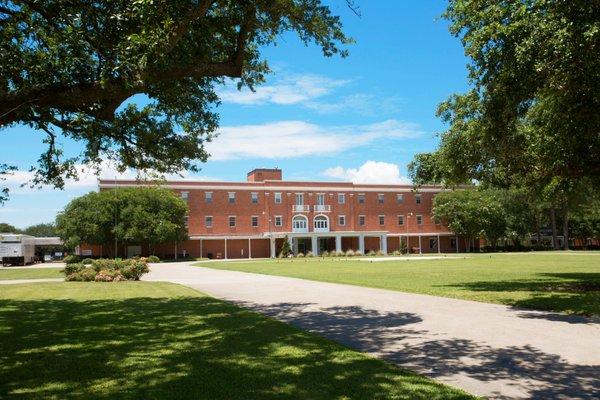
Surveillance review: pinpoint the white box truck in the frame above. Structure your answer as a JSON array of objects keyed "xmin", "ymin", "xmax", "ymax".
[{"xmin": 0, "ymin": 234, "xmax": 36, "ymax": 266}]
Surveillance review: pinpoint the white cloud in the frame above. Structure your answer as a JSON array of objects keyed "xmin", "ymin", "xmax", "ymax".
[
  {"xmin": 206, "ymin": 119, "xmax": 422, "ymax": 161},
  {"xmin": 305, "ymin": 93, "xmax": 403, "ymax": 116},
  {"xmin": 321, "ymin": 161, "xmax": 412, "ymax": 184},
  {"xmin": 218, "ymin": 74, "xmax": 348, "ymax": 105}
]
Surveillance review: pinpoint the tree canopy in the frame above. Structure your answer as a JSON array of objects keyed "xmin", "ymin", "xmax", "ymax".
[
  {"xmin": 0, "ymin": 0, "xmax": 352, "ymax": 201},
  {"xmin": 56, "ymin": 187, "xmax": 188, "ymax": 254},
  {"xmin": 22, "ymin": 223, "xmax": 57, "ymax": 237}
]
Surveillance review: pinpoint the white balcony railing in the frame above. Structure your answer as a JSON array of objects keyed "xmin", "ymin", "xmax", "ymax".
[
  {"xmin": 292, "ymin": 205, "xmax": 310, "ymax": 212},
  {"xmin": 313, "ymin": 204, "xmax": 331, "ymax": 212}
]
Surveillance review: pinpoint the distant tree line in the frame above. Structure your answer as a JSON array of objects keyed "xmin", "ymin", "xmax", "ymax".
[{"xmin": 0, "ymin": 222, "xmax": 57, "ymax": 237}]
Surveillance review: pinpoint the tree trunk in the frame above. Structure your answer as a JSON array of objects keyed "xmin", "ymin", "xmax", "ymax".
[
  {"xmin": 550, "ymin": 207, "xmax": 559, "ymax": 250},
  {"xmin": 536, "ymin": 217, "xmax": 542, "ymax": 250},
  {"xmin": 562, "ymin": 206, "xmax": 570, "ymax": 250}
]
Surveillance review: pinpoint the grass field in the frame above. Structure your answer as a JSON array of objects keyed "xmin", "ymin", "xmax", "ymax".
[
  {"xmin": 198, "ymin": 252, "xmax": 600, "ymax": 316},
  {"xmin": 0, "ymin": 267, "xmax": 62, "ymax": 280},
  {"xmin": 0, "ymin": 282, "xmax": 474, "ymax": 400}
]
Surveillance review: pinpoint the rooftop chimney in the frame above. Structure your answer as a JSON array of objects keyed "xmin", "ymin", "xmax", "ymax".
[{"xmin": 247, "ymin": 168, "xmax": 282, "ymax": 182}]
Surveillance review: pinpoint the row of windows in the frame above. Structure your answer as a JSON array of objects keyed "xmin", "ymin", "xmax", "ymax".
[
  {"xmin": 202, "ymin": 214, "xmax": 430, "ymax": 228},
  {"xmin": 182, "ymin": 191, "xmax": 423, "ymax": 205}
]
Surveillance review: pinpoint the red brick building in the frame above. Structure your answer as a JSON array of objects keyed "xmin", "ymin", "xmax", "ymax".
[{"xmin": 91, "ymin": 168, "xmax": 468, "ymax": 259}]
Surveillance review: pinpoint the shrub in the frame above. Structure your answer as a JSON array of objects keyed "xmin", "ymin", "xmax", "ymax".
[
  {"xmin": 376, "ymin": 250, "xmax": 385, "ymax": 256},
  {"xmin": 63, "ymin": 262, "xmax": 84, "ymax": 276},
  {"xmin": 63, "ymin": 255, "xmax": 80, "ymax": 264},
  {"xmin": 367, "ymin": 250, "xmax": 376, "ymax": 256},
  {"xmin": 399, "ymin": 241, "xmax": 408, "ymax": 255},
  {"xmin": 321, "ymin": 250, "xmax": 330, "ymax": 257},
  {"xmin": 296, "ymin": 252, "xmax": 305, "ymax": 258},
  {"xmin": 78, "ymin": 267, "xmax": 97, "ymax": 281},
  {"xmin": 354, "ymin": 250, "xmax": 363, "ymax": 256},
  {"xmin": 306, "ymin": 251, "xmax": 314, "ymax": 257},
  {"xmin": 335, "ymin": 250, "xmax": 345, "ymax": 257},
  {"xmin": 147, "ymin": 255, "xmax": 160, "ymax": 263},
  {"xmin": 81, "ymin": 258, "xmax": 94, "ymax": 265},
  {"xmin": 392, "ymin": 250, "xmax": 401, "ymax": 256},
  {"xmin": 62, "ymin": 258, "xmax": 150, "ymax": 282},
  {"xmin": 121, "ymin": 260, "xmax": 149, "ymax": 281},
  {"xmin": 345, "ymin": 249, "xmax": 355, "ymax": 257},
  {"xmin": 95, "ymin": 269, "xmax": 117, "ymax": 282}
]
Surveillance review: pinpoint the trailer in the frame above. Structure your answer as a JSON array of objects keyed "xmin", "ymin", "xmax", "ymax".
[{"xmin": 0, "ymin": 234, "xmax": 36, "ymax": 266}]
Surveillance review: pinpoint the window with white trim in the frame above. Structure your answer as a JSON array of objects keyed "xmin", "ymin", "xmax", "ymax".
[
  {"xmin": 292, "ymin": 215, "xmax": 308, "ymax": 230},
  {"xmin": 295, "ymin": 193, "xmax": 304, "ymax": 205},
  {"xmin": 274, "ymin": 215, "xmax": 283, "ymax": 227},
  {"xmin": 181, "ymin": 191, "xmax": 189, "ymax": 201},
  {"xmin": 338, "ymin": 193, "xmax": 345, "ymax": 204},
  {"xmin": 314, "ymin": 215, "xmax": 329, "ymax": 230},
  {"xmin": 228, "ymin": 192, "xmax": 236, "ymax": 204},
  {"xmin": 398, "ymin": 215, "xmax": 404, "ymax": 226},
  {"xmin": 415, "ymin": 194, "xmax": 422, "ymax": 204},
  {"xmin": 378, "ymin": 194, "xmax": 384, "ymax": 204},
  {"xmin": 358, "ymin": 194, "xmax": 365, "ymax": 204},
  {"xmin": 183, "ymin": 215, "xmax": 189, "ymax": 227},
  {"xmin": 229, "ymin": 216, "xmax": 236, "ymax": 227},
  {"xmin": 379, "ymin": 215, "xmax": 385, "ymax": 225},
  {"xmin": 359, "ymin": 215, "xmax": 365, "ymax": 226},
  {"xmin": 251, "ymin": 216, "xmax": 258, "ymax": 227},
  {"xmin": 274, "ymin": 192, "xmax": 282, "ymax": 204},
  {"xmin": 416, "ymin": 215, "xmax": 423, "ymax": 225},
  {"xmin": 251, "ymin": 192, "xmax": 259, "ymax": 204},
  {"xmin": 205, "ymin": 216, "xmax": 213, "ymax": 228},
  {"xmin": 397, "ymin": 194, "xmax": 404, "ymax": 204},
  {"xmin": 205, "ymin": 192, "xmax": 212, "ymax": 203},
  {"xmin": 338, "ymin": 215, "xmax": 346, "ymax": 226}
]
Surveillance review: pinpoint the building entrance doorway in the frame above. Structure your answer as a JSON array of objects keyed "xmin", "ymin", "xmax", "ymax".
[{"xmin": 296, "ymin": 238, "xmax": 311, "ymax": 254}]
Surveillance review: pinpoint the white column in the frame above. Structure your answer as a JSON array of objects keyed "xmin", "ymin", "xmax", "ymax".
[
  {"xmin": 358, "ymin": 235, "xmax": 365, "ymax": 254},
  {"xmin": 380, "ymin": 235, "xmax": 387, "ymax": 254},
  {"xmin": 418, "ymin": 235, "xmax": 422, "ymax": 254},
  {"xmin": 311, "ymin": 236, "xmax": 318, "ymax": 256},
  {"xmin": 335, "ymin": 235, "xmax": 342, "ymax": 252},
  {"xmin": 224, "ymin": 238, "xmax": 228, "ymax": 259},
  {"xmin": 437, "ymin": 235, "xmax": 441, "ymax": 254},
  {"xmin": 270, "ymin": 238, "xmax": 276, "ymax": 258},
  {"xmin": 248, "ymin": 238, "xmax": 251, "ymax": 259}
]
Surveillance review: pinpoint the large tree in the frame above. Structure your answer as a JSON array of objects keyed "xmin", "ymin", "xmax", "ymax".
[
  {"xmin": 0, "ymin": 0, "xmax": 352, "ymax": 200},
  {"xmin": 22, "ymin": 222, "xmax": 57, "ymax": 237},
  {"xmin": 56, "ymin": 187, "xmax": 188, "ymax": 255}
]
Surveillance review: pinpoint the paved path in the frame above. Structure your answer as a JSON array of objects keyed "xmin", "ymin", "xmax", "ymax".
[
  {"xmin": 0, "ymin": 278, "xmax": 63, "ymax": 284},
  {"xmin": 145, "ymin": 262, "xmax": 600, "ymax": 400}
]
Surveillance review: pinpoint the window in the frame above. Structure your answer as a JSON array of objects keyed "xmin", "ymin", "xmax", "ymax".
[
  {"xmin": 314, "ymin": 215, "xmax": 329, "ymax": 230},
  {"xmin": 358, "ymin": 194, "xmax": 365, "ymax": 204},
  {"xmin": 183, "ymin": 215, "xmax": 189, "ymax": 228},
  {"xmin": 415, "ymin": 194, "xmax": 422, "ymax": 204},
  {"xmin": 251, "ymin": 216, "xmax": 258, "ymax": 227},
  {"xmin": 181, "ymin": 191, "xmax": 189, "ymax": 201},
  {"xmin": 228, "ymin": 192, "xmax": 236, "ymax": 204},
  {"xmin": 359, "ymin": 215, "xmax": 365, "ymax": 226},
  {"xmin": 338, "ymin": 215, "xmax": 346, "ymax": 226},
  {"xmin": 274, "ymin": 192, "xmax": 282, "ymax": 204},
  {"xmin": 295, "ymin": 193, "xmax": 304, "ymax": 205},
  {"xmin": 205, "ymin": 216, "xmax": 213, "ymax": 228},
  {"xmin": 251, "ymin": 192, "xmax": 258, "ymax": 204},
  {"xmin": 274, "ymin": 216, "xmax": 283, "ymax": 227},
  {"xmin": 379, "ymin": 215, "xmax": 385, "ymax": 225},
  {"xmin": 398, "ymin": 215, "xmax": 404, "ymax": 225},
  {"xmin": 378, "ymin": 194, "xmax": 384, "ymax": 204},
  {"xmin": 397, "ymin": 194, "xmax": 404, "ymax": 204},
  {"xmin": 416, "ymin": 215, "xmax": 423, "ymax": 225},
  {"xmin": 229, "ymin": 216, "xmax": 236, "ymax": 227},
  {"xmin": 316, "ymin": 193, "xmax": 325, "ymax": 205},
  {"xmin": 292, "ymin": 215, "xmax": 308, "ymax": 231},
  {"xmin": 338, "ymin": 193, "xmax": 345, "ymax": 204},
  {"xmin": 205, "ymin": 192, "xmax": 212, "ymax": 203}
]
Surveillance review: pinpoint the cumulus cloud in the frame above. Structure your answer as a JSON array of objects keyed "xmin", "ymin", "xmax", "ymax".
[
  {"xmin": 321, "ymin": 161, "xmax": 412, "ymax": 184},
  {"xmin": 218, "ymin": 74, "xmax": 348, "ymax": 106},
  {"xmin": 206, "ymin": 119, "xmax": 422, "ymax": 161}
]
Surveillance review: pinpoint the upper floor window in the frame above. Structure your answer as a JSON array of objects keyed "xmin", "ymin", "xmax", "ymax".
[
  {"xmin": 274, "ymin": 192, "xmax": 282, "ymax": 204},
  {"xmin": 415, "ymin": 194, "xmax": 422, "ymax": 204},
  {"xmin": 314, "ymin": 215, "xmax": 329, "ymax": 230},
  {"xmin": 295, "ymin": 193, "xmax": 304, "ymax": 205},
  {"xmin": 397, "ymin": 194, "xmax": 404, "ymax": 204},
  {"xmin": 316, "ymin": 193, "xmax": 325, "ymax": 205},
  {"xmin": 274, "ymin": 215, "xmax": 283, "ymax": 227},
  {"xmin": 398, "ymin": 215, "xmax": 404, "ymax": 226},
  {"xmin": 338, "ymin": 193, "xmax": 345, "ymax": 204},
  {"xmin": 378, "ymin": 194, "xmax": 384, "ymax": 204},
  {"xmin": 251, "ymin": 216, "xmax": 259, "ymax": 227},
  {"xmin": 205, "ymin": 216, "xmax": 213, "ymax": 228},
  {"xmin": 181, "ymin": 191, "xmax": 189, "ymax": 201},
  {"xmin": 183, "ymin": 215, "xmax": 189, "ymax": 228},
  {"xmin": 229, "ymin": 216, "xmax": 236, "ymax": 227},
  {"xmin": 416, "ymin": 215, "xmax": 423, "ymax": 225},
  {"xmin": 358, "ymin": 215, "xmax": 365, "ymax": 226},
  {"xmin": 338, "ymin": 215, "xmax": 346, "ymax": 226},
  {"xmin": 358, "ymin": 194, "xmax": 365, "ymax": 204},
  {"xmin": 228, "ymin": 192, "xmax": 236, "ymax": 204},
  {"xmin": 251, "ymin": 192, "xmax": 259, "ymax": 204},
  {"xmin": 379, "ymin": 215, "xmax": 385, "ymax": 225},
  {"xmin": 205, "ymin": 192, "xmax": 212, "ymax": 203}
]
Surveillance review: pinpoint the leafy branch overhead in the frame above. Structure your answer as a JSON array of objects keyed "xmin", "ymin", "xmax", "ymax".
[{"xmin": 0, "ymin": 0, "xmax": 352, "ymax": 195}]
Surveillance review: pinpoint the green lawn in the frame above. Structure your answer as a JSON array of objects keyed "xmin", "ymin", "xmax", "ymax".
[
  {"xmin": 0, "ymin": 282, "xmax": 474, "ymax": 400},
  {"xmin": 0, "ymin": 267, "xmax": 63, "ymax": 280},
  {"xmin": 197, "ymin": 252, "xmax": 600, "ymax": 316}
]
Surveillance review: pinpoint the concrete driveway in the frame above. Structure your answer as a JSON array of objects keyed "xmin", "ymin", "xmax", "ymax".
[{"xmin": 145, "ymin": 262, "xmax": 600, "ymax": 400}]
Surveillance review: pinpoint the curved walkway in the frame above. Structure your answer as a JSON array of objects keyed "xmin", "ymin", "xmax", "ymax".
[{"xmin": 145, "ymin": 262, "xmax": 600, "ymax": 399}]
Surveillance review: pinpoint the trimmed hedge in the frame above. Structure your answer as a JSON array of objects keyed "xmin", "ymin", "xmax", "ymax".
[{"xmin": 63, "ymin": 258, "xmax": 150, "ymax": 282}]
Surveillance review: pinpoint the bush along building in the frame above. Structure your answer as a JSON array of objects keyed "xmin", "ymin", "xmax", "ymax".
[{"xmin": 80, "ymin": 169, "xmax": 471, "ymax": 259}]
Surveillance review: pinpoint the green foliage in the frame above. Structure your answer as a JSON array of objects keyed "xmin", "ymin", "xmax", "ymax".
[
  {"xmin": 279, "ymin": 235, "xmax": 292, "ymax": 258},
  {"xmin": 147, "ymin": 255, "xmax": 160, "ymax": 263},
  {"xmin": 56, "ymin": 187, "xmax": 188, "ymax": 252},
  {"xmin": 63, "ymin": 258, "xmax": 149, "ymax": 281},
  {"xmin": 399, "ymin": 240, "xmax": 408, "ymax": 255},
  {"xmin": 0, "ymin": 222, "xmax": 19, "ymax": 233},
  {"xmin": 0, "ymin": 1, "xmax": 352, "ymax": 202},
  {"xmin": 81, "ymin": 258, "xmax": 94, "ymax": 265},
  {"xmin": 22, "ymin": 223, "xmax": 57, "ymax": 237},
  {"xmin": 63, "ymin": 255, "xmax": 81, "ymax": 264},
  {"xmin": 570, "ymin": 199, "xmax": 600, "ymax": 243}
]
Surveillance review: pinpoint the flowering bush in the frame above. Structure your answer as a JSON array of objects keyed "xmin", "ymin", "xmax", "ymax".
[
  {"xmin": 147, "ymin": 255, "xmax": 160, "ymax": 263},
  {"xmin": 62, "ymin": 258, "xmax": 150, "ymax": 282}
]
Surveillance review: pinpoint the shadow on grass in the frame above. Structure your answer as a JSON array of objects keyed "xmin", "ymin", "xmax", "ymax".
[
  {"xmin": 0, "ymin": 295, "xmax": 470, "ymax": 400},
  {"xmin": 239, "ymin": 301, "xmax": 600, "ymax": 400},
  {"xmin": 443, "ymin": 273, "xmax": 600, "ymax": 317}
]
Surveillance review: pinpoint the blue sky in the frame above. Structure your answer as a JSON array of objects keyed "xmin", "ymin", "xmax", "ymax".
[{"xmin": 0, "ymin": 1, "xmax": 469, "ymax": 228}]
